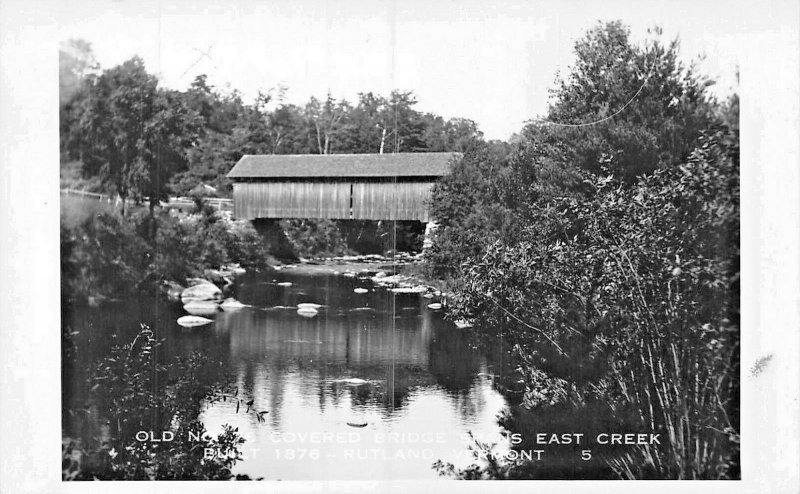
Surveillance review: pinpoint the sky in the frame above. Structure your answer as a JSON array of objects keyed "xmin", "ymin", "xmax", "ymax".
[{"xmin": 49, "ymin": 0, "xmax": 760, "ymax": 139}]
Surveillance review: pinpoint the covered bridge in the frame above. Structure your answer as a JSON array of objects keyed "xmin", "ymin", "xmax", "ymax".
[{"xmin": 226, "ymin": 152, "xmax": 458, "ymax": 222}]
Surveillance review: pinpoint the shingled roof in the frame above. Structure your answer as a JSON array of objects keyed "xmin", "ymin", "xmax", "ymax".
[{"xmin": 227, "ymin": 152, "xmax": 459, "ymax": 179}]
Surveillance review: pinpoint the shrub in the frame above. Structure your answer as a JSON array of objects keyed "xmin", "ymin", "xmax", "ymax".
[
  {"xmin": 448, "ymin": 129, "xmax": 739, "ymax": 479},
  {"xmin": 64, "ymin": 326, "xmax": 248, "ymax": 480},
  {"xmin": 281, "ymin": 219, "xmax": 351, "ymax": 258},
  {"xmin": 61, "ymin": 201, "xmax": 271, "ymax": 303}
]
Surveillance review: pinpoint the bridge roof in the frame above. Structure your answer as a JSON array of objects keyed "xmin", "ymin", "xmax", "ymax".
[{"xmin": 227, "ymin": 152, "xmax": 458, "ymax": 179}]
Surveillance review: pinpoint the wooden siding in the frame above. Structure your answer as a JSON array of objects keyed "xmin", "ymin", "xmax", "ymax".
[
  {"xmin": 352, "ymin": 181, "xmax": 433, "ymax": 221},
  {"xmin": 233, "ymin": 180, "xmax": 436, "ymax": 221},
  {"xmin": 233, "ymin": 182, "xmax": 351, "ymax": 220}
]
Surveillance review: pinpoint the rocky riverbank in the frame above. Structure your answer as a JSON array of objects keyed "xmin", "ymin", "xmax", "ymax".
[{"xmin": 268, "ymin": 252, "xmax": 473, "ymax": 328}]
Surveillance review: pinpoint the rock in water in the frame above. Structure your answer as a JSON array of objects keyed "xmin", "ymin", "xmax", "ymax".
[
  {"xmin": 203, "ymin": 268, "xmax": 225, "ymax": 284},
  {"xmin": 186, "ymin": 277, "xmax": 216, "ymax": 287},
  {"xmin": 181, "ymin": 283, "xmax": 222, "ymax": 303},
  {"xmin": 177, "ymin": 315, "xmax": 213, "ymax": 328},
  {"xmin": 296, "ymin": 307, "xmax": 319, "ymax": 318},
  {"xmin": 277, "ymin": 281, "xmax": 293, "ymax": 287},
  {"xmin": 220, "ymin": 298, "xmax": 247, "ymax": 310},
  {"xmin": 183, "ymin": 300, "xmax": 220, "ymax": 316},
  {"xmin": 353, "ymin": 288, "xmax": 368, "ymax": 294},
  {"xmin": 389, "ymin": 286, "xmax": 427, "ymax": 294},
  {"xmin": 340, "ymin": 378, "xmax": 367, "ymax": 385},
  {"xmin": 221, "ymin": 263, "xmax": 247, "ymax": 276},
  {"xmin": 427, "ymin": 303, "xmax": 443, "ymax": 310}
]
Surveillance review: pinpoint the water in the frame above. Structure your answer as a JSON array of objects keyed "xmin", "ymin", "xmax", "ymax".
[{"xmin": 66, "ymin": 267, "xmax": 510, "ymax": 480}]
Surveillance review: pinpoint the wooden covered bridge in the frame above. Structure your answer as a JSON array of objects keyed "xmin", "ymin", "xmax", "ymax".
[{"xmin": 226, "ymin": 152, "xmax": 458, "ymax": 222}]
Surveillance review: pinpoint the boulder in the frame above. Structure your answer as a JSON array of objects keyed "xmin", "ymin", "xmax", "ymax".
[
  {"xmin": 220, "ymin": 298, "xmax": 247, "ymax": 310},
  {"xmin": 181, "ymin": 283, "xmax": 222, "ymax": 303},
  {"xmin": 183, "ymin": 300, "xmax": 220, "ymax": 316},
  {"xmin": 177, "ymin": 315, "xmax": 213, "ymax": 328},
  {"xmin": 296, "ymin": 307, "xmax": 319, "ymax": 318},
  {"xmin": 390, "ymin": 286, "xmax": 427, "ymax": 294},
  {"xmin": 204, "ymin": 269, "xmax": 225, "ymax": 284},
  {"xmin": 186, "ymin": 277, "xmax": 215, "ymax": 287}
]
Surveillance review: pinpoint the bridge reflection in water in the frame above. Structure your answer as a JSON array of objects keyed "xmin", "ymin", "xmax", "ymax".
[{"xmin": 193, "ymin": 269, "xmax": 509, "ymax": 480}]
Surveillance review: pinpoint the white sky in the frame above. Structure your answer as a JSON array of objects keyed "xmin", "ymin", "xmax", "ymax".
[{"xmin": 48, "ymin": 0, "xmax": 765, "ymax": 139}]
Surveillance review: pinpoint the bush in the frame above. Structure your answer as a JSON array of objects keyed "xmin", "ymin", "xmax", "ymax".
[
  {"xmin": 61, "ymin": 211, "xmax": 152, "ymax": 301},
  {"xmin": 61, "ymin": 201, "xmax": 271, "ymax": 303},
  {"xmin": 63, "ymin": 326, "xmax": 249, "ymax": 480},
  {"xmin": 281, "ymin": 219, "xmax": 351, "ymax": 258},
  {"xmin": 447, "ymin": 129, "xmax": 739, "ymax": 479}
]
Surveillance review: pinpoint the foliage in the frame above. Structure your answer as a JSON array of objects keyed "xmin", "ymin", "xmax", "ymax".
[
  {"xmin": 425, "ymin": 139, "xmax": 583, "ymax": 277},
  {"xmin": 60, "ymin": 50, "xmax": 487, "ymax": 257},
  {"xmin": 526, "ymin": 22, "xmax": 720, "ymax": 182},
  {"xmin": 60, "ymin": 45, "xmax": 485, "ymax": 201},
  {"xmin": 63, "ymin": 326, "xmax": 249, "ymax": 480},
  {"xmin": 428, "ymin": 20, "xmax": 727, "ymax": 275},
  {"xmin": 61, "ymin": 210, "xmax": 152, "ymax": 300},
  {"xmin": 60, "ymin": 160, "xmax": 106, "ymax": 193},
  {"xmin": 61, "ymin": 204, "xmax": 270, "ymax": 303},
  {"xmin": 445, "ymin": 128, "xmax": 739, "ymax": 479},
  {"xmin": 281, "ymin": 219, "xmax": 352, "ymax": 258},
  {"xmin": 64, "ymin": 57, "xmax": 201, "ymax": 215},
  {"xmin": 337, "ymin": 220, "xmax": 426, "ymax": 254}
]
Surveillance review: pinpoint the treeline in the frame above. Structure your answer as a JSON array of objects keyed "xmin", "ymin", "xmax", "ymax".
[
  {"xmin": 59, "ymin": 40, "xmax": 487, "ymax": 204},
  {"xmin": 428, "ymin": 22, "xmax": 739, "ymax": 479}
]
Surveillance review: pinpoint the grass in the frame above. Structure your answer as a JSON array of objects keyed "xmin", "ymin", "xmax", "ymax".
[{"xmin": 60, "ymin": 195, "xmax": 119, "ymax": 228}]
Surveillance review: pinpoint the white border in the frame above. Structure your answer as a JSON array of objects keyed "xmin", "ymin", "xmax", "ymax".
[{"xmin": 1, "ymin": 1, "xmax": 798, "ymax": 493}]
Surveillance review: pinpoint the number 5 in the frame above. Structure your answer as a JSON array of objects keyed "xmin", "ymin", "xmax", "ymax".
[{"xmin": 581, "ymin": 450, "xmax": 592, "ymax": 461}]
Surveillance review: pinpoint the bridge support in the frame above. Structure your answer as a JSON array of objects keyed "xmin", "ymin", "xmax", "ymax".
[{"xmin": 422, "ymin": 221, "xmax": 438, "ymax": 253}]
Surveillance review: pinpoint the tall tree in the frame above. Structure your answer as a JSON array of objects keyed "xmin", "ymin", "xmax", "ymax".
[
  {"xmin": 67, "ymin": 57, "xmax": 200, "ymax": 219},
  {"xmin": 304, "ymin": 93, "xmax": 349, "ymax": 154},
  {"xmin": 525, "ymin": 22, "xmax": 719, "ymax": 181},
  {"xmin": 378, "ymin": 91, "xmax": 427, "ymax": 152}
]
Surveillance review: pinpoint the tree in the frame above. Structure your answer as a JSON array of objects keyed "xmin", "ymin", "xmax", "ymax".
[
  {"xmin": 525, "ymin": 22, "xmax": 719, "ymax": 181},
  {"xmin": 427, "ymin": 20, "xmax": 740, "ymax": 479},
  {"xmin": 304, "ymin": 93, "xmax": 349, "ymax": 154},
  {"xmin": 379, "ymin": 91, "xmax": 428, "ymax": 152},
  {"xmin": 67, "ymin": 57, "xmax": 200, "ymax": 220},
  {"xmin": 447, "ymin": 128, "xmax": 740, "ymax": 479},
  {"xmin": 422, "ymin": 115, "xmax": 483, "ymax": 152},
  {"xmin": 181, "ymin": 75, "xmax": 244, "ymax": 134}
]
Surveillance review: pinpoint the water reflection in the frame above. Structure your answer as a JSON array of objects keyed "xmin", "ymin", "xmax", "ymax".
[{"xmin": 72, "ymin": 269, "xmax": 509, "ymax": 480}]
